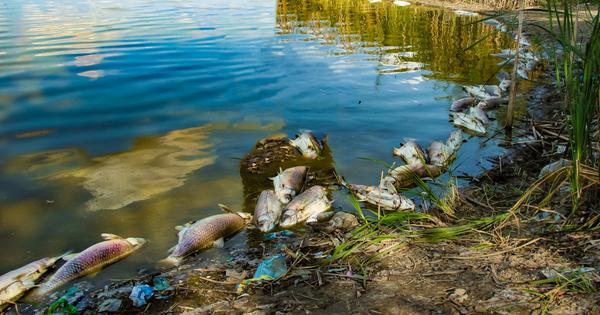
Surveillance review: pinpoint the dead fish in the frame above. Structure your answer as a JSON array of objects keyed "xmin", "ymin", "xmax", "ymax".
[
  {"xmin": 270, "ymin": 166, "xmax": 308, "ymax": 205},
  {"xmin": 497, "ymin": 59, "xmax": 515, "ymax": 67},
  {"xmin": 451, "ymin": 112, "xmax": 487, "ymax": 135},
  {"xmin": 165, "ymin": 208, "xmax": 252, "ymax": 265},
  {"xmin": 445, "ymin": 130, "xmax": 463, "ymax": 153},
  {"xmin": 280, "ymin": 186, "xmax": 332, "ymax": 227},
  {"xmin": 469, "ymin": 107, "xmax": 491, "ymax": 125},
  {"xmin": 517, "ymin": 66, "xmax": 529, "ymax": 79},
  {"xmin": 0, "ymin": 253, "xmax": 68, "ymax": 308},
  {"xmin": 449, "ymin": 97, "xmax": 477, "ymax": 112},
  {"xmin": 289, "ymin": 131, "xmax": 327, "ymax": 159},
  {"xmin": 463, "ymin": 85, "xmax": 500, "ymax": 99},
  {"xmin": 426, "ymin": 141, "xmax": 455, "ymax": 167},
  {"xmin": 383, "ymin": 163, "xmax": 444, "ymax": 188},
  {"xmin": 477, "ymin": 97, "xmax": 509, "ymax": 109},
  {"xmin": 393, "ymin": 140, "xmax": 427, "ymax": 164},
  {"xmin": 254, "ymin": 190, "xmax": 283, "ymax": 233},
  {"xmin": 526, "ymin": 59, "xmax": 541, "ymax": 71},
  {"xmin": 482, "ymin": 19, "xmax": 500, "ymax": 26},
  {"xmin": 490, "ymin": 52, "xmax": 515, "ymax": 60},
  {"xmin": 348, "ymin": 183, "xmax": 415, "ymax": 211},
  {"xmin": 496, "ymin": 71, "xmax": 511, "ymax": 81},
  {"xmin": 498, "ymin": 80, "xmax": 512, "ymax": 92},
  {"xmin": 35, "ymin": 234, "xmax": 147, "ymax": 295}
]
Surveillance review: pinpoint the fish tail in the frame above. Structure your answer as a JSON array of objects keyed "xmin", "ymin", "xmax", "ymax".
[{"xmin": 158, "ymin": 256, "xmax": 181, "ymax": 266}]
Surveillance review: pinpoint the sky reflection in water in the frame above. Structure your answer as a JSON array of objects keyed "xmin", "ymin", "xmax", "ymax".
[{"xmin": 0, "ymin": 0, "xmax": 528, "ymax": 290}]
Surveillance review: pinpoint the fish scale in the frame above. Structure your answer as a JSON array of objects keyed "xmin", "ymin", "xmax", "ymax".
[
  {"xmin": 167, "ymin": 213, "xmax": 247, "ymax": 264},
  {"xmin": 36, "ymin": 236, "xmax": 146, "ymax": 295}
]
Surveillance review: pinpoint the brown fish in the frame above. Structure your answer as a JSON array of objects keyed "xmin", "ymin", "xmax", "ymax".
[
  {"xmin": 35, "ymin": 234, "xmax": 147, "ymax": 295},
  {"xmin": 165, "ymin": 206, "xmax": 252, "ymax": 265},
  {"xmin": 449, "ymin": 97, "xmax": 478, "ymax": 112}
]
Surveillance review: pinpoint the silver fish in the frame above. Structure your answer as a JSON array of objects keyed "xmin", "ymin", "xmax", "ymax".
[
  {"xmin": 166, "ymin": 209, "xmax": 252, "ymax": 265},
  {"xmin": 348, "ymin": 183, "xmax": 415, "ymax": 211},
  {"xmin": 498, "ymin": 80, "xmax": 512, "ymax": 92},
  {"xmin": 35, "ymin": 234, "xmax": 147, "ymax": 295},
  {"xmin": 517, "ymin": 66, "xmax": 529, "ymax": 79},
  {"xmin": 270, "ymin": 166, "xmax": 308, "ymax": 205},
  {"xmin": 463, "ymin": 85, "xmax": 500, "ymax": 99},
  {"xmin": 496, "ymin": 71, "xmax": 510, "ymax": 81},
  {"xmin": 393, "ymin": 140, "xmax": 427, "ymax": 165},
  {"xmin": 478, "ymin": 97, "xmax": 510, "ymax": 109},
  {"xmin": 254, "ymin": 190, "xmax": 283, "ymax": 232},
  {"xmin": 289, "ymin": 131, "xmax": 327, "ymax": 159},
  {"xmin": 427, "ymin": 141, "xmax": 455, "ymax": 167},
  {"xmin": 451, "ymin": 112, "xmax": 487, "ymax": 135},
  {"xmin": 280, "ymin": 186, "xmax": 332, "ymax": 227},
  {"xmin": 469, "ymin": 106, "xmax": 491, "ymax": 125},
  {"xmin": 0, "ymin": 254, "xmax": 67, "ymax": 309},
  {"xmin": 449, "ymin": 97, "xmax": 477, "ymax": 112},
  {"xmin": 445, "ymin": 130, "xmax": 463, "ymax": 153}
]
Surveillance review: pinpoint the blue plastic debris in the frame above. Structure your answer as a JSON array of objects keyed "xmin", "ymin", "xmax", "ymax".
[
  {"xmin": 153, "ymin": 277, "xmax": 174, "ymax": 291},
  {"xmin": 263, "ymin": 230, "xmax": 294, "ymax": 240},
  {"xmin": 129, "ymin": 285, "xmax": 154, "ymax": 307},
  {"xmin": 253, "ymin": 254, "xmax": 287, "ymax": 279}
]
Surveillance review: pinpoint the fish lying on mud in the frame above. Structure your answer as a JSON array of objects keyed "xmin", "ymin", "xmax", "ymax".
[
  {"xmin": 255, "ymin": 190, "xmax": 284, "ymax": 232},
  {"xmin": 270, "ymin": 166, "xmax": 308, "ymax": 204},
  {"xmin": 393, "ymin": 140, "xmax": 427, "ymax": 165},
  {"xmin": 289, "ymin": 131, "xmax": 328, "ymax": 159},
  {"xmin": 165, "ymin": 206, "xmax": 252, "ymax": 265},
  {"xmin": 347, "ymin": 183, "xmax": 415, "ymax": 211},
  {"xmin": 449, "ymin": 97, "xmax": 478, "ymax": 112},
  {"xmin": 280, "ymin": 186, "xmax": 332, "ymax": 227},
  {"xmin": 35, "ymin": 234, "xmax": 147, "ymax": 295},
  {"xmin": 426, "ymin": 141, "xmax": 455, "ymax": 167},
  {"xmin": 383, "ymin": 163, "xmax": 444, "ymax": 188},
  {"xmin": 0, "ymin": 254, "xmax": 68, "ymax": 309}
]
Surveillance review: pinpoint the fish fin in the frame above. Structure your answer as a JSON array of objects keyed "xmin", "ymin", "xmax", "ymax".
[
  {"xmin": 298, "ymin": 197, "xmax": 309, "ymax": 210},
  {"xmin": 167, "ymin": 245, "xmax": 177, "ymax": 254},
  {"xmin": 175, "ymin": 225, "xmax": 185, "ymax": 231},
  {"xmin": 158, "ymin": 256, "xmax": 183, "ymax": 266},
  {"xmin": 62, "ymin": 253, "xmax": 79, "ymax": 261},
  {"xmin": 218, "ymin": 204, "xmax": 233, "ymax": 213},
  {"xmin": 306, "ymin": 212, "xmax": 320, "ymax": 224},
  {"xmin": 321, "ymin": 134, "xmax": 328, "ymax": 146},
  {"xmin": 213, "ymin": 238, "xmax": 225, "ymax": 248},
  {"xmin": 385, "ymin": 182, "xmax": 397, "ymax": 194},
  {"xmin": 87, "ymin": 271, "xmax": 100, "ymax": 278},
  {"xmin": 101, "ymin": 233, "xmax": 123, "ymax": 240}
]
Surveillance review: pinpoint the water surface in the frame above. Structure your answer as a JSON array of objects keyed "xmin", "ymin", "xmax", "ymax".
[{"xmin": 0, "ymin": 0, "xmax": 524, "ymax": 291}]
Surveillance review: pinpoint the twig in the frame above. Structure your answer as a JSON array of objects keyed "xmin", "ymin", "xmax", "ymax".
[
  {"xmin": 197, "ymin": 276, "xmax": 242, "ymax": 285},
  {"xmin": 0, "ymin": 301, "xmax": 20, "ymax": 315},
  {"xmin": 422, "ymin": 270, "xmax": 465, "ymax": 276},
  {"xmin": 297, "ymin": 293, "xmax": 320, "ymax": 301},
  {"xmin": 378, "ymin": 171, "xmax": 383, "ymax": 220},
  {"xmin": 443, "ymin": 238, "xmax": 541, "ymax": 260}
]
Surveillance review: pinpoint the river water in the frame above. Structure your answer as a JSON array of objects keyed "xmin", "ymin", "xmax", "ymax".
[{"xmin": 0, "ymin": 0, "xmax": 523, "ymax": 292}]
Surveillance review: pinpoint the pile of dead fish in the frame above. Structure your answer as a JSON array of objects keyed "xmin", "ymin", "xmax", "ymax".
[{"xmin": 342, "ymin": 130, "xmax": 463, "ymax": 211}]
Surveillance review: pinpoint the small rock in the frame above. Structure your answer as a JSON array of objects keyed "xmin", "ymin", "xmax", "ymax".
[
  {"xmin": 330, "ymin": 212, "xmax": 359, "ymax": 231},
  {"xmin": 98, "ymin": 299, "xmax": 122, "ymax": 313}
]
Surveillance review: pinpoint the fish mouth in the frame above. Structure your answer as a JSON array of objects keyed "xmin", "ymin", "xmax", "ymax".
[{"xmin": 257, "ymin": 220, "xmax": 273, "ymax": 232}]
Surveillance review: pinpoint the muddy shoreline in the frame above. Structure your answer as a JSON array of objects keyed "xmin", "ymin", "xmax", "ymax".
[{"xmin": 5, "ymin": 2, "xmax": 600, "ymax": 315}]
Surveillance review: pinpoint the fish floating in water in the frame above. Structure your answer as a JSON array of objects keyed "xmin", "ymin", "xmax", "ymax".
[
  {"xmin": 289, "ymin": 131, "xmax": 327, "ymax": 159},
  {"xmin": 254, "ymin": 190, "xmax": 284, "ymax": 233},
  {"xmin": 165, "ymin": 205, "xmax": 252, "ymax": 265},
  {"xmin": 0, "ymin": 254, "xmax": 68, "ymax": 309},
  {"xmin": 426, "ymin": 141, "xmax": 455, "ymax": 168},
  {"xmin": 445, "ymin": 130, "xmax": 463, "ymax": 153},
  {"xmin": 35, "ymin": 234, "xmax": 147, "ymax": 295},
  {"xmin": 393, "ymin": 140, "xmax": 427, "ymax": 165},
  {"xmin": 270, "ymin": 166, "xmax": 308, "ymax": 205},
  {"xmin": 450, "ymin": 97, "xmax": 478, "ymax": 112},
  {"xmin": 477, "ymin": 97, "xmax": 509, "ymax": 109},
  {"xmin": 463, "ymin": 85, "xmax": 501, "ymax": 99},
  {"xmin": 451, "ymin": 110, "xmax": 487, "ymax": 135},
  {"xmin": 347, "ymin": 183, "xmax": 415, "ymax": 211},
  {"xmin": 280, "ymin": 186, "xmax": 332, "ymax": 227}
]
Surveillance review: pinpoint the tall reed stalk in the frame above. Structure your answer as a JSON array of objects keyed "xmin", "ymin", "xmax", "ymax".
[{"xmin": 545, "ymin": 1, "xmax": 600, "ymax": 207}]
